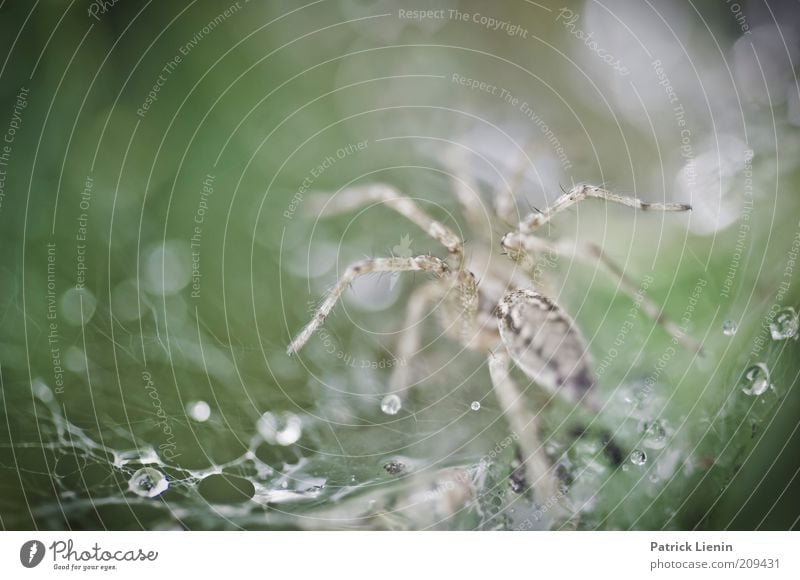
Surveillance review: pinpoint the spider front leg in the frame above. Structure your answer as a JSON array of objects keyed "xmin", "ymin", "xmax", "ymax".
[
  {"xmin": 287, "ymin": 255, "xmax": 449, "ymax": 356},
  {"xmin": 307, "ymin": 183, "xmax": 464, "ymax": 263},
  {"xmin": 520, "ymin": 184, "xmax": 692, "ymax": 233}
]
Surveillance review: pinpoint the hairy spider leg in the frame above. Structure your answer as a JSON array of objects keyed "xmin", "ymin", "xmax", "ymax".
[
  {"xmin": 520, "ymin": 183, "xmax": 692, "ymax": 233},
  {"xmin": 288, "ymin": 256, "xmax": 450, "ymax": 356}
]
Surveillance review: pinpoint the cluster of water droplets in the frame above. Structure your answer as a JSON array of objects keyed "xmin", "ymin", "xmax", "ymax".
[
  {"xmin": 17, "ymin": 375, "xmax": 537, "ymax": 530},
  {"xmin": 722, "ymin": 306, "xmax": 798, "ymax": 342},
  {"xmin": 721, "ymin": 306, "xmax": 797, "ymax": 399}
]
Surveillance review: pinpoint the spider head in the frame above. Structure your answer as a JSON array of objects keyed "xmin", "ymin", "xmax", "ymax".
[{"xmin": 500, "ymin": 232, "xmax": 524, "ymax": 261}]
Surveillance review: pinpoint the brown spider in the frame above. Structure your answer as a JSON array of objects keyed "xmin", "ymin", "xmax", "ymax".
[{"xmin": 287, "ymin": 168, "xmax": 698, "ymax": 514}]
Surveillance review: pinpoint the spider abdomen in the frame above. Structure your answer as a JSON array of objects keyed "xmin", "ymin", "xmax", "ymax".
[{"xmin": 496, "ymin": 289, "xmax": 595, "ymax": 406}]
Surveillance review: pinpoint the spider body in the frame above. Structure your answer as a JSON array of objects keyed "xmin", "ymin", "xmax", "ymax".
[{"xmin": 287, "ymin": 175, "xmax": 697, "ymax": 512}]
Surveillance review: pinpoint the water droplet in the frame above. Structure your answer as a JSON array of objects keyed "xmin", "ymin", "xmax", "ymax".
[
  {"xmin": 722, "ymin": 320, "xmax": 737, "ymax": 336},
  {"xmin": 128, "ymin": 467, "xmax": 169, "ymax": 498},
  {"xmin": 630, "ymin": 449, "xmax": 647, "ymax": 466},
  {"xmin": 383, "ymin": 460, "xmax": 405, "ymax": 475},
  {"xmin": 60, "ymin": 287, "xmax": 96, "ymax": 326},
  {"xmin": 470, "ymin": 401, "xmax": 481, "ymax": 411},
  {"xmin": 641, "ymin": 420, "xmax": 668, "ymax": 449},
  {"xmin": 143, "ymin": 241, "xmax": 191, "ymax": 295},
  {"xmin": 740, "ymin": 363, "xmax": 771, "ymax": 396},
  {"xmin": 380, "ymin": 394, "xmax": 402, "ymax": 415},
  {"xmin": 186, "ymin": 400, "xmax": 211, "ymax": 422},
  {"xmin": 769, "ymin": 307, "xmax": 798, "ymax": 340},
  {"xmin": 257, "ymin": 412, "xmax": 302, "ymax": 445},
  {"xmin": 64, "ymin": 346, "xmax": 87, "ymax": 373}
]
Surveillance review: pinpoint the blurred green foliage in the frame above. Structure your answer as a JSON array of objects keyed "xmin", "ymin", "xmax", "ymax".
[{"xmin": 0, "ymin": 0, "xmax": 798, "ymax": 530}]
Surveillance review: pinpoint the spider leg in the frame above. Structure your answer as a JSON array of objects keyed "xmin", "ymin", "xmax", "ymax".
[
  {"xmin": 308, "ymin": 184, "xmax": 464, "ymax": 263},
  {"xmin": 490, "ymin": 141, "xmax": 536, "ymax": 225},
  {"xmin": 520, "ymin": 183, "xmax": 691, "ymax": 233},
  {"xmin": 287, "ymin": 255, "xmax": 449, "ymax": 356},
  {"xmin": 387, "ymin": 281, "xmax": 443, "ymax": 396},
  {"xmin": 439, "ymin": 146, "xmax": 489, "ymax": 230},
  {"xmin": 488, "ymin": 351, "xmax": 568, "ymax": 512},
  {"xmin": 576, "ymin": 240, "xmax": 703, "ymax": 354},
  {"xmin": 500, "ymin": 234, "xmax": 703, "ymax": 354}
]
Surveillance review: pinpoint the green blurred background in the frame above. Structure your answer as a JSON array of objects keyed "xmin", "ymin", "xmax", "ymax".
[{"xmin": 0, "ymin": 0, "xmax": 798, "ymax": 530}]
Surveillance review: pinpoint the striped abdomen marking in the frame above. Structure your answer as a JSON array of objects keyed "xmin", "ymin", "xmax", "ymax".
[{"xmin": 496, "ymin": 289, "xmax": 594, "ymax": 404}]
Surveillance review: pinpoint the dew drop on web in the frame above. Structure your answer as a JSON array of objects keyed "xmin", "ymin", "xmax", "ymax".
[
  {"xmin": 722, "ymin": 320, "xmax": 737, "ymax": 336},
  {"xmin": 740, "ymin": 363, "xmax": 771, "ymax": 396},
  {"xmin": 257, "ymin": 411, "xmax": 303, "ymax": 446},
  {"xmin": 630, "ymin": 449, "xmax": 647, "ymax": 466},
  {"xmin": 641, "ymin": 419, "xmax": 668, "ymax": 449},
  {"xmin": 187, "ymin": 400, "xmax": 211, "ymax": 422},
  {"xmin": 380, "ymin": 394, "xmax": 402, "ymax": 416},
  {"xmin": 769, "ymin": 307, "xmax": 798, "ymax": 340},
  {"xmin": 128, "ymin": 467, "xmax": 169, "ymax": 498}
]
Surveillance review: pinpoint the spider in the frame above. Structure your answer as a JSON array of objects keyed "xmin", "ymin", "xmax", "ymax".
[{"xmin": 287, "ymin": 163, "xmax": 699, "ymax": 515}]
